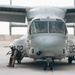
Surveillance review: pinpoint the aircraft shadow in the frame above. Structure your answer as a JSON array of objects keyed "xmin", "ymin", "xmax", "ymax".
[{"xmin": 15, "ymin": 59, "xmax": 75, "ymax": 71}]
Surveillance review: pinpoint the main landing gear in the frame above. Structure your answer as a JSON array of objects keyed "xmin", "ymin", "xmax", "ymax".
[
  {"xmin": 68, "ymin": 56, "xmax": 74, "ymax": 64},
  {"xmin": 16, "ymin": 51, "xmax": 22, "ymax": 64}
]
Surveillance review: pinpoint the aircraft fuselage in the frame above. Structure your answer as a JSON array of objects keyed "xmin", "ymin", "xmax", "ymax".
[{"xmin": 28, "ymin": 17, "xmax": 68, "ymax": 60}]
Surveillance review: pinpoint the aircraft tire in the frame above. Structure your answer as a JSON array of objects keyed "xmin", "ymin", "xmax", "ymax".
[
  {"xmin": 49, "ymin": 62, "xmax": 53, "ymax": 70},
  {"xmin": 43, "ymin": 67, "xmax": 47, "ymax": 70},
  {"xmin": 68, "ymin": 57, "xmax": 73, "ymax": 64},
  {"xmin": 43, "ymin": 62, "xmax": 47, "ymax": 70},
  {"xmin": 17, "ymin": 60, "xmax": 21, "ymax": 64}
]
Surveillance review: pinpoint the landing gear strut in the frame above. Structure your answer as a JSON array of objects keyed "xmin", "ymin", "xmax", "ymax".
[
  {"xmin": 16, "ymin": 51, "xmax": 22, "ymax": 64},
  {"xmin": 17, "ymin": 60, "xmax": 21, "ymax": 64},
  {"xmin": 43, "ymin": 61, "xmax": 53, "ymax": 70},
  {"xmin": 68, "ymin": 57, "xmax": 74, "ymax": 64}
]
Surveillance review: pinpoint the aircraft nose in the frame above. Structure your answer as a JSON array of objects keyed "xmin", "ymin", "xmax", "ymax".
[{"xmin": 34, "ymin": 36, "xmax": 65, "ymax": 49}]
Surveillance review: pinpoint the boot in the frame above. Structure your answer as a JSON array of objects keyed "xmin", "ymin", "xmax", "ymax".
[{"xmin": 7, "ymin": 57, "xmax": 12, "ymax": 67}]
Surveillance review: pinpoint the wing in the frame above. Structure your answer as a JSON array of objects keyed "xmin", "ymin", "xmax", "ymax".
[
  {"xmin": 62, "ymin": 7, "xmax": 75, "ymax": 23},
  {"xmin": 0, "ymin": 5, "xmax": 32, "ymax": 23}
]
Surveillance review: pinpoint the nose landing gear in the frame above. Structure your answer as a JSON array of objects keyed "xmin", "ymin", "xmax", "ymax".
[
  {"xmin": 43, "ymin": 58, "xmax": 54, "ymax": 70},
  {"xmin": 43, "ymin": 62, "xmax": 53, "ymax": 70}
]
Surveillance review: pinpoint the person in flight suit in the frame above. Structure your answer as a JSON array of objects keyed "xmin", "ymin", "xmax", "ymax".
[{"xmin": 7, "ymin": 46, "xmax": 21, "ymax": 67}]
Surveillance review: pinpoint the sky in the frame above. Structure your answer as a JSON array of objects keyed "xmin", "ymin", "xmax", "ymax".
[{"xmin": 0, "ymin": 0, "xmax": 74, "ymax": 35}]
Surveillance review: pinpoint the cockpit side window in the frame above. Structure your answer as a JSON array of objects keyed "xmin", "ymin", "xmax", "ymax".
[{"xmin": 29, "ymin": 22, "xmax": 35, "ymax": 35}]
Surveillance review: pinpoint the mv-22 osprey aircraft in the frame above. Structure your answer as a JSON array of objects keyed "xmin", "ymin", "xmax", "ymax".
[{"xmin": 1, "ymin": 5, "xmax": 75, "ymax": 70}]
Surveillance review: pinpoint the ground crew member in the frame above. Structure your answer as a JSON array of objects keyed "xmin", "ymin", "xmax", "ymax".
[{"xmin": 7, "ymin": 46, "xmax": 18, "ymax": 67}]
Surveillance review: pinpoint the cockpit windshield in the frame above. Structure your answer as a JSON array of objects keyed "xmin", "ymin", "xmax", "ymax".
[
  {"xmin": 29, "ymin": 19, "xmax": 67, "ymax": 35},
  {"xmin": 29, "ymin": 21, "xmax": 48, "ymax": 34},
  {"xmin": 49, "ymin": 20, "xmax": 66, "ymax": 34}
]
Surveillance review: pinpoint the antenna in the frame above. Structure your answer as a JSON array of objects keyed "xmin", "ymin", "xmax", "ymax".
[
  {"xmin": 9, "ymin": 0, "xmax": 12, "ymax": 35},
  {"xmin": 73, "ymin": 0, "xmax": 75, "ymax": 36},
  {"xmin": 10, "ymin": 0, "xmax": 12, "ymax": 5}
]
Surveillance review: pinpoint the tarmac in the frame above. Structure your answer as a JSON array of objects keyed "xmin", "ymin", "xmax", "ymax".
[{"xmin": 0, "ymin": 47, "xmax": 75, "ymax": 75}]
